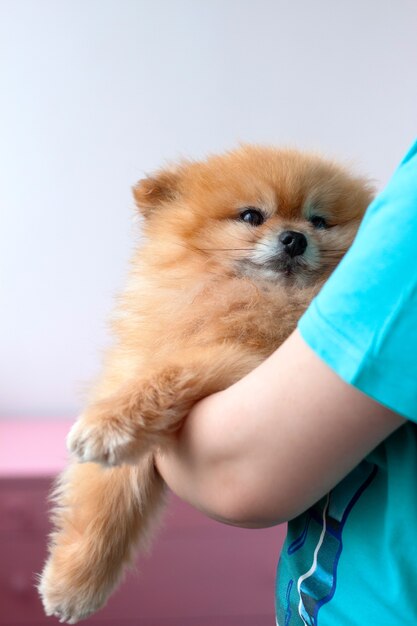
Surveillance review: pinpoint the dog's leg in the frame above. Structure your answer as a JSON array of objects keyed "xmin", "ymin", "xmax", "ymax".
[
  {"xmin": 38, "ymin": 456, "xmax": 165, "ymax": 624},
  {"xmin": 68, "ymin": 344, "xmax": 263, "ymax": 466}
]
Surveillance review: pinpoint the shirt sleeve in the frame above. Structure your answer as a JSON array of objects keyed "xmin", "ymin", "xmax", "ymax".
[{"xmin": 298, "ymin": 139, "xmax": 417, "ymax": 421}]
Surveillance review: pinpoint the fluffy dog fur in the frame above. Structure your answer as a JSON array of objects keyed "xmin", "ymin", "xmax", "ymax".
[{"xmin": 38, "ymin": 145, "xmax": 373, "ymax": 622}]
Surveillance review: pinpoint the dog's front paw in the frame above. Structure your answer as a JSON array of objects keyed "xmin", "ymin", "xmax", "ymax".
[{"xmin": 67, "ymin": 412, "xmax": 147, "ymax": 466}]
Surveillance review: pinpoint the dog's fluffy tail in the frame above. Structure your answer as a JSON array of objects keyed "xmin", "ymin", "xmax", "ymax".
[{"xmin": 38, "ymin": 455, "xmax": 165, "ymax": 624}]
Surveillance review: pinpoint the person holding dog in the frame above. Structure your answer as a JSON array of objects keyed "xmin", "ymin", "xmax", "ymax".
[{"xmin": 156, "ymin": 139, "xmax": 417, "ymax": 625}]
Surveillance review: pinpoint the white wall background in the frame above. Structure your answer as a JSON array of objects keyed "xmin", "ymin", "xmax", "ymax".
[{"xmin": 1, "ymin": 0, "xmax": 416, "ymax": 420}]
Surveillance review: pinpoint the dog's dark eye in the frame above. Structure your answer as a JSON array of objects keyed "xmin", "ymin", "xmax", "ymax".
[
  {"xmin": 309, "ymin": 215, "xmax": 328, "ymax": 229},
  {"xmin": 239, "ymin": 208, "xmax": 265, "ymax": 227}
]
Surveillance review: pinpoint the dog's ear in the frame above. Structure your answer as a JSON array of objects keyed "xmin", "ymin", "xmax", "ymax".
[{"xmin": 133, "ymin": 169, "xmax": 180, "ymax": 217}]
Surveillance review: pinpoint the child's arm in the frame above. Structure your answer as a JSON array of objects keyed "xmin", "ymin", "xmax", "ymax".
[{"xmin": 155, "ymin": 328, "xmax": 404, "ymax": 528}]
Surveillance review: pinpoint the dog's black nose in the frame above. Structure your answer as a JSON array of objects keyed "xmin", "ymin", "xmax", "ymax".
[{"xmin": 279, "ymin": 230, "xmax": 307, "ymax": 258}]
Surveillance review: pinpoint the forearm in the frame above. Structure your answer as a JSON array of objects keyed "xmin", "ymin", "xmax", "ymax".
[
  {"xmin": 156, "ymin": 382, "xmax": 279, "ymax": 528},
  {"xmin": 155, "ymin": 330, "xmax": 405, "ymax": 527}
]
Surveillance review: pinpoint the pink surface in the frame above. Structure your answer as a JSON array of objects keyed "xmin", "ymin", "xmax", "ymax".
[
  {"xmin": 0, "ymin": 420, "xmax": 73, "ymax": 476},
  {"xmin": 0, "ymin": 422, "xmax": 286, "ymax": 624},
  {"xmin": 1, "ymin": 479, "xmax": 285, "ymax": 625}
]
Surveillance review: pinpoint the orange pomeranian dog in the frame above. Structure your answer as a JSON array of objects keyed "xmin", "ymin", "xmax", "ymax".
[{"xmin": 38, "ymin": 145, "xmax": 373, "ymax": 623}]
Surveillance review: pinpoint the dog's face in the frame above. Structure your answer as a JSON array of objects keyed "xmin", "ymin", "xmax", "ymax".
[{"xmin": 134, "ymin": 146, "xmax": 373, "ymax": 288}]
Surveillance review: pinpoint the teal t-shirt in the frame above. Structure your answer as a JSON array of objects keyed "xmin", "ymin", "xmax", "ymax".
[{"xmin": 276, "ymin": 140, "xmax": 417, "ymax": 625}]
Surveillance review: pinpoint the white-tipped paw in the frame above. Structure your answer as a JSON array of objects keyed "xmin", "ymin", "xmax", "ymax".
[
  {"xmin": 38, "ymin": 559, "xmax": 106, "ymax": 624},
  {"xmin": 67, "ymin": 416, "xmax": 139, "ymax": 466}
]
